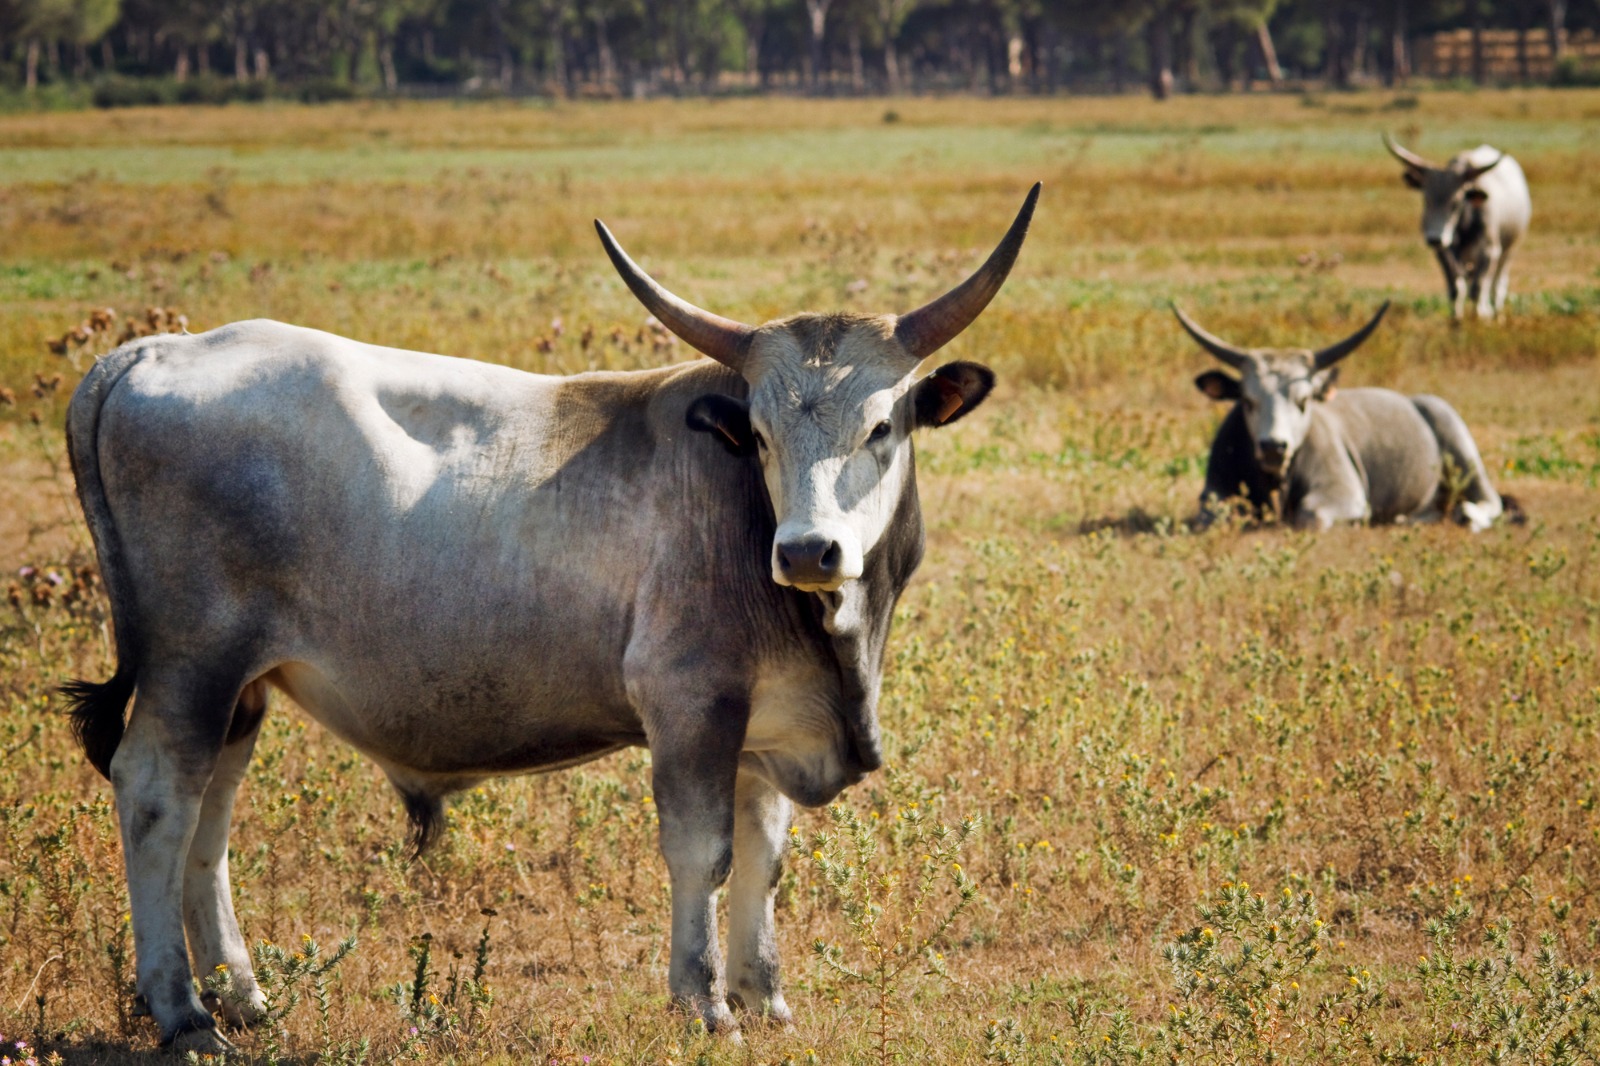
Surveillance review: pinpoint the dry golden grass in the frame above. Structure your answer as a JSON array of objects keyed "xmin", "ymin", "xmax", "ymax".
[{"xmin": 1, "ymin": 92, "xmax": 1598, "ymax": 1065}]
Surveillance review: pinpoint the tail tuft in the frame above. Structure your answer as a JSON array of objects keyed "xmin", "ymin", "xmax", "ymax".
[
  {"xmin": 401, "ymin": 789, "xmax": 446, "ymax": 860},
  {"xmin": 59, "ymin": 668, "xmax": 135, "ymax": 779}
]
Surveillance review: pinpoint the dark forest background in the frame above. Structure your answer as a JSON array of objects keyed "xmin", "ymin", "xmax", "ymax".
[{"xmin": 2, "ymin": 0, "xmax": 1599, "ymax": 105}]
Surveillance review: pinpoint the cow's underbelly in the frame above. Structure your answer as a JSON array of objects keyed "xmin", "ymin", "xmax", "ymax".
[
  {"xmin": 264, "ymin": 660, "xmax": 643, "ymax": 778},
  {"xmin": 738, "ymin": 659, "xmax": 857, "ymax": 808}
]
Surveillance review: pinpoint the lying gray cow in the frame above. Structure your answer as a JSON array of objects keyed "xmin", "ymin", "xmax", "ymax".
[
  {"xmin": 63, "ymin": 185, "xmax": 1039, "ymax": 1050},
  {"xmin": 1384, "ymin": 134, "xmax": 1531, "ymax": 321},
  {"xmin": 1181, "ymin": 302, "xmax": 1504, "ymax": 531}
]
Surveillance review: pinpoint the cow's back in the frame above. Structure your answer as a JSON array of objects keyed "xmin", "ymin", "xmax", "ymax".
[
  {"xmin": 1322, "ymin": 388, "xmax": 1443, "ymax": 522},
  {"xmin": 1459, "ymin": 145, "xmax": 1532, "ymax": 244},
  {"xmin": 81, "ymin": 321, "xmax": 758, "ymax": 777}
]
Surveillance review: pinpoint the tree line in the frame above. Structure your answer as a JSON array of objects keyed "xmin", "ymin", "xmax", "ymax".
[{"xmin": 1, "ymin": 0, "xmax": 1595, "ymax": 102}]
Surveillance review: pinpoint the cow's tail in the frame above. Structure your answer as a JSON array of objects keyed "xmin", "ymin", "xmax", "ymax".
[{"xmin": 60, "ymin": 344, "xmax": 147, "ymax": 779}]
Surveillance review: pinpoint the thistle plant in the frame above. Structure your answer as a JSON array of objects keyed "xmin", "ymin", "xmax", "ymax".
[{"xmin": 799, "ymin": 792, "xmax": 980, "ymax": 1065}]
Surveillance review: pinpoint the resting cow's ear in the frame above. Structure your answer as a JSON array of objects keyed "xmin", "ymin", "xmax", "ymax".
[
  {"xmin": 1313, "ymin": 366, "xmax": 1341, "ymax": 401},
  {"xmin": 1194, "ymin": 370, "xmax": 1242, "ymax": 402},
  {"xmin": 1465, "ymin": 188, "xmax": 1489, "ymax": 205},
  {"xmin": 914, "ymin": 361, "xmax": 995, "ymax": 428},
  {"xmin": 686, "ymin": 394, "xmax": 756, "ymax": 456},
  {"xmin": 1402, "ymin": 170, "xmax": 1423, "ymax": 189}
]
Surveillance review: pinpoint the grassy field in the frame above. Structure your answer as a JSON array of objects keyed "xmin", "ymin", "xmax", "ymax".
[{"xmin": 1, "ymin": 91, "xmax": 1599, "ymax": 1065}]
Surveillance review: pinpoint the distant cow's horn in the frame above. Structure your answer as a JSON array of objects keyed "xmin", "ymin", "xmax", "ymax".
[
  {"xmin": 1383, "ymin": 132, "xmax": 1432, "ymax": 171},
  {"xmin": 1171, "ymin": 304, "xmax": 1252, "ymax": 370},
  {"xmin": 893, "ymin": 182, "xmax": 1041, "ymax": 362},
  {"xmin": 1464, "ymin": 151, "xmax": 1505, "ymax": 182},
  {"xmin": 594, "ymin": 220, "xmax": 754, "ymax": 371},
  {"xmin": 1312, "ymin": 302, "xmax": 1391, "ymax": 370}
]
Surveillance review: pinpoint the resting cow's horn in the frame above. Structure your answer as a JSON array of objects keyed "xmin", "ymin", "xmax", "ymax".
[
  {"xmin": 1171, "ymin": 303, "xmax": 1252, "ymax": 370},
  {"xmin": 594, "ymin": 219, "xmax": 754, "ymax": 371},
  {"xmin": 1312, "ymin": 301, "xmax": 1391, "ymax": 370},
  {"xmin": 893, "ymin": 182, "xmax": 1041, "ymax": 362},
  {"xmin": 1383, "ymin": 132, "xmax": 1432, "ymax": 171}
]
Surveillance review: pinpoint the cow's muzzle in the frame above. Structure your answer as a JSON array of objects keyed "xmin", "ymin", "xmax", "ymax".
[
  {"xmin": 1257, "ymin": 440, "xmax": 1289, "ymax": 474},
  {"xmin": 776, "ymin": 535, "xmax": 844, "ymax": 590}
]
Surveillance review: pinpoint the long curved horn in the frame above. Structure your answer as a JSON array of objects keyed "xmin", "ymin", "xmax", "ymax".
[
  {"xmin": 1170, "ymin": 303, "xmax": 1251, "ymax": 370},
  {"xmin": 1383, "ymin": 132, "xmax": 1432, "ymax": 171},
  {"xmin": 893, "ymin": 182, "xmax": 1041, "ymax": 362},
  {"xmin": 1464, "ymin": 151, "xmax": 1505, "ymax": 182},
  {"xmin": 1312, "ymin": 301, "xmax": 1391, "ymax": 370},
  {"xmin": 594, "ymin": 219, "xmax": 754, "ymax": 371}
]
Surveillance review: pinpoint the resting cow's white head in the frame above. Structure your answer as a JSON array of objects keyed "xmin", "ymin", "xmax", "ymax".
[
  {"xmin": 596, "ymin": 185, "xmax": 1037, "ymax": 593},
  {"xmin": 1181, "ymin": 302, "xmax": 1391, "ymax": 477},
  {"xmin": 1384, "ymin": 134, "xmax": 1503, "ymax": 251}
]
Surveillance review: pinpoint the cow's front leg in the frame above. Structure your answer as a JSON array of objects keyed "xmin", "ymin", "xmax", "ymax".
[
  {"xmin": 1474, "ymin": 246, "xmax": 1501, "ymax": 320},
  {"xmin": 649, "ymin": 696, "xmax": 747, "ymax": 1036},
  {"xmin": 726, "ymin": 767, "xmax": 794, "ymax": 1025},
  {"xmin": 1434, "ymin": 249, "xmax": 1465, "ymax": 322}
]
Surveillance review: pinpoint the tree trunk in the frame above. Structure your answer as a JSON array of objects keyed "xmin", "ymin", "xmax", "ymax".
[
  {"xmin": 1547, "ymin": 0, "xmax": 1567, "ymax": 64},
  {"xmin": 1254, "ymin": 21, "xmax": 1280, "ymax": 84},
  {"xmin": 235, "ymin": 36, "xmax": 248, "ymax": 80},
  {"xmin": 1146, "ymin": 8, "xmax": 1173, "ymax": 100},
  {"xmin": 884, "ymin": 35, "xmax": 900, "ymax": 92},
  {"xmin": 1470, "ymin": 0, "xmax": 1484, "ymax": 84},
  {"xmin": 102, "ymin": 38, "xmax": 115, "ymax": 73},
  {"xmin": 254, "ymin": 48, "xmax": 270, "ymax": 80},
  {"xmin": 596, "ymin": 18, "xmax": 616, "ymax": 94},
  {"xmin": 848, "ymin": 23, "xmax": 863, "ymax": 91},
  {"xmin": 175, "ymin": 48, "xmax": 190, "ymax": 82},
  {"xmin": 25, "ymin": 39, "xmax": 39, "ymax": 90},
  {"xmin": 197, "ymin": 43, "xmax": 210, "ymax": 76},
  {"xmin": 805, "ymin": 0, "xmax": 831, "ymax": 92},
  {"xmin": 379, "ymin": 36, "xmax": 397, "ymax": 91},
  {"xmin": 1390, "ymin": 0, "xmax": 1410, "ymax": 84}
]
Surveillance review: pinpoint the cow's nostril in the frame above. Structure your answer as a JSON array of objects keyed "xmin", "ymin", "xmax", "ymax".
[{"xmin": 776, "ymin": 537, "xmax": 841, "ymax": 586}]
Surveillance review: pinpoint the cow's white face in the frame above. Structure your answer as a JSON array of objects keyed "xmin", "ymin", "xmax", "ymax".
[
  {"xmin": 1410, "ymin": 167, "xmax": 1488, "ymax": 251},
  {"xmin": 688, "ymin": 313, "xmax": 993, "ymax": 592},
  {"xmin": 1197, "ymin": 353, "xmax": 1337, "ymax": 477}
]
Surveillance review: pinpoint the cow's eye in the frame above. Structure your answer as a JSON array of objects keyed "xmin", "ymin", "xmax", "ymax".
[
  {"xmin": 1242, "ymin": 398, "xmax": 1256, "ymax": 413},
  {"xmin": 753, "ymin": 430, "xmax": 768, "ymax": 452},
  {"xmin": 867, "ymin": 420, "xmax": 892, "ymax": 444}
]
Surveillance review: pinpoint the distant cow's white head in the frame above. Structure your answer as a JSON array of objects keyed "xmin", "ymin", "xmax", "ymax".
[
  {"xmin": 1181, "ymin": 303, "xmax": 1390, "ymax": 478},
  {"xmin": 1384, "ymin": 134, "xmax": 1503, "ymax": 251},
  {"xmin": 596, "ymin": 185, "xmax": 1036, "ymax": 593}
]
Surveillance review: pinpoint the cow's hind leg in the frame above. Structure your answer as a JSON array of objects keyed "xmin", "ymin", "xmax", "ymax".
[
  {"xmin": 184, "ymin": 678, "xmax": 270, "ymax": 1028},
  {"xmin": 725, "ymin": 768, "xmax": 794, "ymax": 1025},
  {"xmin": 110, "ymin": 667, "xmax": 240, "ymax": 1051},
  {"xmin": 1412, "ymin": 395, "xmax": 1503, "ymax": 531}
]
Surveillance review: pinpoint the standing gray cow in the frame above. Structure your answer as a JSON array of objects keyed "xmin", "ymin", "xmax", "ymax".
[
  {"xmin": 1384, "ymin": 134, "xmax": 1531, "ymax": 321},
  {"xmin": 62, "ymin": 186, "xmax": 1039, "ymax": 1051},
  {"xmin": 1181, "ymin": 302, "xmax": 1504, "ymax": 531}
]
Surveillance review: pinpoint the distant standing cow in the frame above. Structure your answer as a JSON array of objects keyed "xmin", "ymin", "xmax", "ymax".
[
  {"xmin": 1384, "ymin": 135, "xmax": 1531, "ymax": 321},
  {"xmin": 1181, "ymin": 302, "xmax": 1505, "ymax": 531}
]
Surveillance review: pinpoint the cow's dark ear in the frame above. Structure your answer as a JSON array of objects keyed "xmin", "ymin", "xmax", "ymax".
[
  {"xmin": 1465, "ymin": 188, "xmax": 1489, "ymax": 204},
  {"xmin": 1402, "ymin": 170, "xmax": 1423, "ymax": 189},
  {"xmin": 686, "ymin": 394, "xmax": 756, "ymax": 456},
  {"xmin": 1313, "ymin": 366, "xmax": 1341, "ymax": 401},
  {"xmin": 914, "ymin": 361, "xmax": 995, "ymax": 428},
  {"xmin": 1194, "ymin": 370, "xmax": 1241, "ymax": 402}
]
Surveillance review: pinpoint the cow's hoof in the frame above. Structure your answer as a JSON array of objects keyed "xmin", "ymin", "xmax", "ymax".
[
  {"xmin": 166, "ymin": 1020, "xmax": 236, "ymax": 1054},
  {"xmin": 728, "ymin": 990, "xmax": 794, "ymax": 1028},
  {"xmin": 682, "ymin": 996, "xmax": 740, "ymax": 1040}
]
